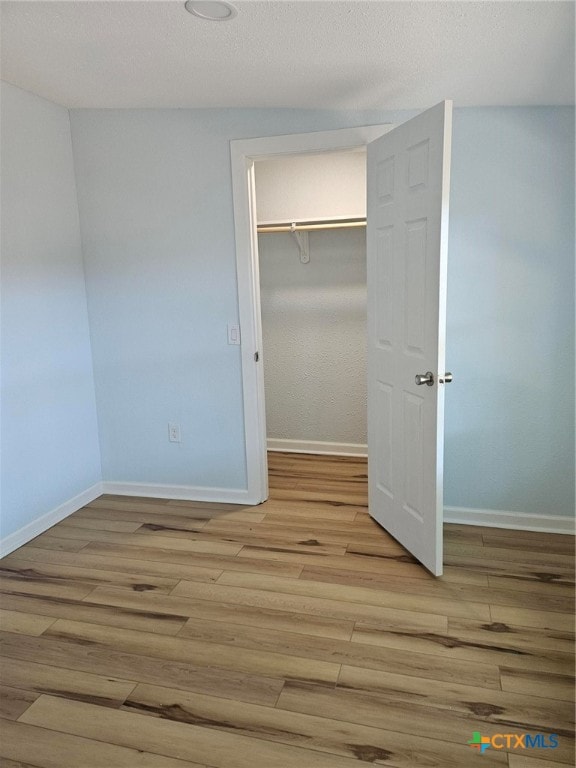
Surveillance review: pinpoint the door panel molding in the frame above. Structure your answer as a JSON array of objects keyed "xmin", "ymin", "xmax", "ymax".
[{"xmin": 367, "ymin": 101, "xmax": 452, "ymax": 576}]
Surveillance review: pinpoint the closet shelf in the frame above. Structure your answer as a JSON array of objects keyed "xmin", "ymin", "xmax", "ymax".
[{"xmin": 257, "ymin": 217, "xmax": 366, "ymax": 233}]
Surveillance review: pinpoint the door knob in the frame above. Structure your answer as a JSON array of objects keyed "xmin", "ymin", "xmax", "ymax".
[
  {"xmin": 439, "ymin": 372, "xmax": 453, "ymax": 384},
  {"xmin": 415, "ymin": 371, "xmax": 434, "ymax": 386}
]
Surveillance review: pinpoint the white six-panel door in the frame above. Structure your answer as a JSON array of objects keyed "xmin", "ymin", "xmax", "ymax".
[{"xmin": 366, "ymin": 101, "xmax": 453, "ymax": 576}]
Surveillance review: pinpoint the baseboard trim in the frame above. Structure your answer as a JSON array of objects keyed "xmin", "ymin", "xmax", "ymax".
[
  {"xmin": 2, "ymin": 480, "xmax": 570, "ymax": 561},
  {"xmin": 101, "ymin": 481, "xmax": 254, "ymax": 505},
  {"xmin": 0, "ymin": 482, "xmax": 104, "ymax": 558},
  {"xmin": 267, "ymin": 438, "xmax": 368, "ymax": 457},
  {"xmin": 444, "ymin": 506, "xmax": 575, "ymax": 535}
]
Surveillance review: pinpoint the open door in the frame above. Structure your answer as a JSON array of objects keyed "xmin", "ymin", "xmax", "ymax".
[{"xmin": 367, "ymin": 101, "xmax": 452, "ymax": 576}]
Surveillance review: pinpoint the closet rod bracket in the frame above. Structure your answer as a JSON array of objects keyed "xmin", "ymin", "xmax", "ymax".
[{"xmin": 290, "ymin": 224, "xmax": 310, "ymax": 264}]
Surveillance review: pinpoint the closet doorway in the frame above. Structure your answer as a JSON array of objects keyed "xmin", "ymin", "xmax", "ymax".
[
  {"xmin": 231, "ymin": 104, "xmax": 453, "ymax": 575},
  {"xmin": 254, "ymin": 150, "xmax": 368, "ymax": 463}
]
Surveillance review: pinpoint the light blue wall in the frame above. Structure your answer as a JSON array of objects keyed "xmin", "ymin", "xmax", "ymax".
[
  {"xmin": 69, "ymin": 106, "xmax": 575, "ymax": 516},
  {"xmin": 446, "ymin": 107, "xmax": 575, "ymax": 515},
  {"xmin": 1, "ymin": 82, "xmax": 101, "ymax": 538},
  {"xmin": 69, "ymin": 108, "xmax": 411, "ymax": 489}
]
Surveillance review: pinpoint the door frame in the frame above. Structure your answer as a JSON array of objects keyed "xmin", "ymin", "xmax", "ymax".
[{"xmin": 231, "ymin": 125, "xmax": 393, "ymax": 504}]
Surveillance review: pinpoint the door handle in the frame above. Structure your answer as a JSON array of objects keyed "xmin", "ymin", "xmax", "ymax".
[
  {"xmin": 415, "ymin": 371, "xmax": 434, "ymax": 386},
  {"xmin": 415, "ymin": 371, "xmax": 453, "ymax": 386}
]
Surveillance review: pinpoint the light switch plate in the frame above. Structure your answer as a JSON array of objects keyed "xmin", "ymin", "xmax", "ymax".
[{"xmin": 227, "ymin": 323, "xmax": 241, "ymax": 345}]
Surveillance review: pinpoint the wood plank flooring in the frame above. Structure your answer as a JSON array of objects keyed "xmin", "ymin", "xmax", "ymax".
[{"xmin": 0, "ymin": 452, "xmax": 574, "ymax": 767}]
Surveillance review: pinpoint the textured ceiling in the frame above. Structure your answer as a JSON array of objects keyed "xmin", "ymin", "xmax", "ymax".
[{"xmin": 1, "ymin": 1, "xmax": 574, "ymax": 109}]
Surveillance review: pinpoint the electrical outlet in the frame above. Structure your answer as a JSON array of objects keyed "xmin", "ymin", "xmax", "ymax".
[{"xmin": 168, "ymin": 422, "xmax": 181, "ymax": 443}]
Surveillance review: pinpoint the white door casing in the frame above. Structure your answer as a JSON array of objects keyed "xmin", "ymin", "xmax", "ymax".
[
  {"xmin": 231, "ymin": 126, "xmax": 393, "ymax": 505},
  {"xmin": 366, "ymin": 101, "xmax": 453, "ymax": 576}
]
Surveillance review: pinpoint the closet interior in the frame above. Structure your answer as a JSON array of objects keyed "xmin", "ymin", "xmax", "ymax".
[{"xmin": 254, "ymin": 150, "xmax": 369, "ymax": 458}]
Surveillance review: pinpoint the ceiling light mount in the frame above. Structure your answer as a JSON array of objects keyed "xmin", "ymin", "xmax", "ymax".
[{"xmin": 184, "ymin": 1, "xmax": 238, "ymax": 21}]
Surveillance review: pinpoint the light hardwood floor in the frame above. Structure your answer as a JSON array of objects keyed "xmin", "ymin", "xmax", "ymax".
[{"xmin": 0, "ymin": 452, "xmax": 574, "ymax": 767}]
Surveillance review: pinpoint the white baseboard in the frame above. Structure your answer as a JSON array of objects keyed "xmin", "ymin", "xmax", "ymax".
[
  {"xmin": 0, "ymin": 480, "xmax": 254, "ymax": 558},
  {"xmin": 101, "ymin": 481, "xmax": 254, "ymax": 505},
  {"xmin": 267, "ymin": 438, "xmax": 368, "ymax": 457},
  {"xmin": 0, "ymin": 482, "xmax": 103, "ymax": 558},
  {"xmin": 2, "ymin": 480, "xmax": 570, "ymax": 562},
  {"xmin": 444, "ymin": 506, "xmax": 575, "ymax": 535}
]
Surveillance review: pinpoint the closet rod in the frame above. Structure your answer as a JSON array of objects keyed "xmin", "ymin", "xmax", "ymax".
[{"xmin": 257, "ymin": 218, "xmax": 366, "ymax": 233}]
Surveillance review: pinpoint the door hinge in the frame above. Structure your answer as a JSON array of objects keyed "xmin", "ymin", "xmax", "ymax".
[{"xmin": 254, "ymin": 351, "xmax": 259, "ymax": 362}]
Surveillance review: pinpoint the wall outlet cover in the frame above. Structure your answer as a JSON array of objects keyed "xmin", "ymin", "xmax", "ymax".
[{"xmin": 168, "ymin": 422, "xmax": 181, "ymax": 443}]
